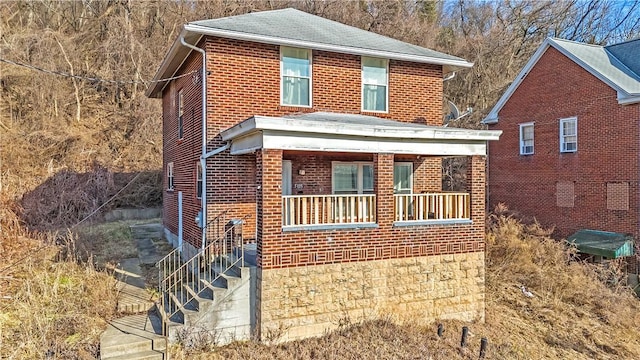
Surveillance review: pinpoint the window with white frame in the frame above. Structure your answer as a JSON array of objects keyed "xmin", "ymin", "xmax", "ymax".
[
  {"xmin": 196, "ymin": 162, "xmax": 202, "ymax": 199},
  {"xmin": 519, "ymin": 122, "xmax": 534, "ymax": 155},
  {"xmin": 393, "ymin": 162, "xmax": 413, "ymax": 194},
  {"xmin": 281, "ymin": 47, "xmax": 311, "ymax": 107},
  {"xmin": 362, "ymin": 57, "xmax": 388, "ymax": 112},
  {"xmin": 167, "ymin": 162, "xmax": 174, "ymax": 190},
  {"xmin": 178, "ymin": 89, "xmax": 184, "ymax": 140},
  {"xmin": 332, "ymin": 162, "xmax": 374, "ymax": 194},
  {"xmin": 560, "ymin": 117, "xmax": 577, "ymax": 153}
]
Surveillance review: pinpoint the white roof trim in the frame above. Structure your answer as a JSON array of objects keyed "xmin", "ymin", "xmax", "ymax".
[
  {"xmin": 482, "ymin": 38, "xmax": 640, "ymax": 124},
  {"xmin": 184, "ymin": 24, "xmax": 474, "ymax": 70},
  {"xmin": 221, "ymin": 115, "xmax": 502, "ymax": 142},
  {"xmin": 221, "ymin": 115, "xmax": 501, "ymax": 156}
]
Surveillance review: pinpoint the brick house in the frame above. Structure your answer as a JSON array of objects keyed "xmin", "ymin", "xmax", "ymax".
[
  {"xmin": 483, "ymin": 38, "xmax": 640, "ymax": 245},
  {"xmin": 146, "ymin": 8, "xmax": 501, "ymax": 343}
]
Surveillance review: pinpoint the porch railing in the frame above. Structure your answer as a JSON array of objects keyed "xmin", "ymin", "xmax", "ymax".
[
  {"xmin": 283, "ymin": 194, "xmax": 376, "ymax": 226},
  {"xmin": 394, "ymin": 193, "xmax": 470, "ymax": 222}
]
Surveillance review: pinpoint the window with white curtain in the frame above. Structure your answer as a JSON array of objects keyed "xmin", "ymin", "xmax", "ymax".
[
  {"xmin": 393, "ymin": 162, "xmax": 413, "ymax": 194},
  {"xmin": 519, "ymin": 122, "xmax": 534, "ymax": 155},
  {"xmin": 560, "ymin": 117, "xmax": 577, "ymax": 153},
  {"xmin": 332, "ymin": 162, "xmax": 374, "ymax": 194},
  {"xmin": 167, "ymin": 162, "xmax": 174, "ymax": 191},
  {"xmin": 362, "ymin": 57, "xmax": 388, "ymax": 112},
  {"xmin": 281, "ymin": 47, "xmax": 311, "ymax": 107}
]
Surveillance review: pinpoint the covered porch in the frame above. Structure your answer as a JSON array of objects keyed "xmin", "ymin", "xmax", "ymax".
[{"xmin": 221, "ymin": 112, "xmax": 500, "ymax": 232}]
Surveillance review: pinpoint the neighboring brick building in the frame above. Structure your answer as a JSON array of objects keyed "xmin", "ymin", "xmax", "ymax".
[
  {"xmin": 484, "ymin": 38, "xmax": 640, "ymax": 241},
  {"xmin": 147, "ymin": 8, "xmax": 501, "ymax": 343}
]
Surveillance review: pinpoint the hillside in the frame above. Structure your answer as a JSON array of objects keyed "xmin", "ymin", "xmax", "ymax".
[{"xmin": 3, "ymin": 205, "xmax": 639, "ymax": 359}]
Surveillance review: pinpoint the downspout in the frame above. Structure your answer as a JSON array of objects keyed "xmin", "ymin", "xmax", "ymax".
[{"xmin": 180, "ymin": 35, "xmax": 208, "ymax": 250}]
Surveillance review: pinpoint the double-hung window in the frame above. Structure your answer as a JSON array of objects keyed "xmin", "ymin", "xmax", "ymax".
[
  {"xmin": 560, "ymin": 117, "xmax": 577, "ymax": 153},
  {"xmin": 332, "ymin": 162, "xmax": 374, "ymax": 194},
  {"xmin": 519, "ymin": 122, "xmax": 534, "ymax": 155},
  {"xmin": 281, "ymin": 47, "xmax": 311, "ymax": 107},
  {"xmin": 362, "ymin": 57, "xmax": 388, "ymax": 112},
  {"xmin": 196, "ymin": 162, "xmax": 202, "ymax": 199},
  {"xmin": 178, "ymin": 89, "xmax": 184, "ymax": 140},
  {"xmin": 167, "ymin": 162, "xmax": 174, "ymax": 191},
  {"xmin": 393, "ymin": 163, "xmax": 413, "ymax": 194}
]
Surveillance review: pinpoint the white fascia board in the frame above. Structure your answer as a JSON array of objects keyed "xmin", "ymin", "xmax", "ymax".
[
  {"xmin": 229, "ymin": 132, "xmax": 263, "ymax": 155},
  {"xmin": 145, "ymin": 29, "xmax": 203, "ymax": 98},
  {"xmin": 184, "ymin": 24, "xmax": 473, "ymax": 70},
  {"xmin": 617, "ymin": 93, "xmax": 640, "ymax": 105},
  {"xmin": 222, "ymin": 115, "xmax": 502, "ymax": 142},
  {"xmin": 481, "ymin": 40, "xmax": 552, "ymax": 125},
  {"xmin": 259, "ymin": 131, "xmax": 489, "ymax": 156}
]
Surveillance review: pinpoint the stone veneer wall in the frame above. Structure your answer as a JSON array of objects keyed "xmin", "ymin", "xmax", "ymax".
[{"xmin": 257, "ymin": 252, "xmax": 485, "ymax": 341}]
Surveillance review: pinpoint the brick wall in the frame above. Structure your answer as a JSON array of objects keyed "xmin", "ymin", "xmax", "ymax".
[
  {"xmin": 256, "ymin": 150, "xmax": 486, "ymax": 269},
  {"xmin": 163, "ymin": 36, "xmax": 448, "ymax": 248},
  {"xmin": 488, "ymin": 46, "xmax": 640, "ymax": 238}
]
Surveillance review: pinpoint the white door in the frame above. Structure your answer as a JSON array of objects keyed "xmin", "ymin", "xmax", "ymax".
[{"xmin": 282, "ymin": 160, "xmax": 292, "ymax": 195}]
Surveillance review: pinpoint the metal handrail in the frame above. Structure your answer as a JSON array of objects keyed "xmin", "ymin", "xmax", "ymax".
[{"xmin": 158, "ymin": 213, "xmax": 251, "ymax": 335}]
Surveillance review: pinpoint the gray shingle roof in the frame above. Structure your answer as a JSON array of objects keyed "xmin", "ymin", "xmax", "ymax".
[
  {"xmin": 483, "ymin": 37, "xmax": 640, "ymax": 123},
  {"xmin": 146, "ymin": 8, "xmax": 472, "ymax": 97},
  {"xmin": 605, "ymin": 38, "xmax": 640, "ymax": 78},
  {"xmin": 190, "ymin": 8, "xmax": 465, "ymax": 64},
  {"xmin": 551, "ymin": 38, "xmax": 640, "ymax": 95}
]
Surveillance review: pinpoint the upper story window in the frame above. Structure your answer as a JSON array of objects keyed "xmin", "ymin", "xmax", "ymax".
[
  {"xmin": 519, "ymin": 122, "xmax": 534, "ymax": 155},
  {"xmin": 178, "ymin": 89, "xmax": 184, "ymax": 140},
  {"xmin": 281, "ymin": 47, "xmax": 311, "ymax": 107},
  {"xmin": 167, "ymin": 162, "xmax": 174, "ymax": 191},
  {"xmin": 362, "ymin": 57, "xmax": 388, "ymax": 112},
  {"xmin": 332, "ymin": 162, "xmax": 374, "ymax": 194},
  {"xmin": 560, "ymin": 117, "xmax": 577, "ymax": 153},
  {"xmin": 393, "ymin": 162, "xmax": 413, "ymax": 194}
]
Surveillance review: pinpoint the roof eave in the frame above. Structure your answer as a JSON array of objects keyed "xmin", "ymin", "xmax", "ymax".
[
  {"xmin": 221, "ymin": 115, "xmax": 502, "ymax": 142},
  {"xmin": 183, "ymin": 24, "xmax": 473, "ymax": 70},
  {"xmin": 145, "ymin": 28, "xmax": 202, "ymax": 98},
  {"xmin": 618, "ymin": 93, "xmax": 640, "ymax": 105}
]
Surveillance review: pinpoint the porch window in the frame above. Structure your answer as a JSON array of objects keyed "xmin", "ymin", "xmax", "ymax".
[
  {"xmin": 196, "ymin": 162, "xmax": 202, "ymax": 199},
  {"xmin": 281, "ymin": 47, "xmax": 311, "ymax": 107},
  {"xmin": 560, "ymin": 117, "xmax": 577, "ymax": 153},
  {"xmin": 519, "ymin": 122, "xmax": 534, "ymax": 155},
  {"xmin": 332, "ymin": 162, "xmax": 374, "ymax": 194},
  {"xmin": 393, "ymin": 162, "xmax": 413, "ymax": 194},
  {"xmin": 362, "ymin": 57, "xmax": 388, "ymax": 112},
  {"xmin": 178, "ymin": 89, "xmax": 184, "ymax": 140},
  {"xmin": 167, "ymin": 162, "xmax": 174, "ymax": 191}
]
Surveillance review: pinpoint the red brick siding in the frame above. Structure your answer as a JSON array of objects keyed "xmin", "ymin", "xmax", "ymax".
[
  {"xmin": 162, "ymin": 52, "xmax": 204, "ymax": 244},
  {"xmin": 257, "ymin": 150, "xmax": 485, "ymax": 269},
  {"xmin": 164, "ymin": 36, "xmax": 449, "ymax": 248},
  {"xmin": 488, "ymin": 46, "xmax": 640, "ymax": 238}
]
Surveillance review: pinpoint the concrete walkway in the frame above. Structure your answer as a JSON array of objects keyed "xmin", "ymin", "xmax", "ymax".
[{"xmin": 100, "ymin": 222, "xmax": 171, "ymax": 360}]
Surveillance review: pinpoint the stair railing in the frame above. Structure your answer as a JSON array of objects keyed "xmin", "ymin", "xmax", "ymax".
[{"xmin": 157, "ymin": 212, "xmax": 251, "ymax": 335}]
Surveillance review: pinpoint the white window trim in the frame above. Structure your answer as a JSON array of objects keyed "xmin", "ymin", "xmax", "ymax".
[
  {"xmin": 331, "ymin": 161, "xmax": 374, "ymax": 194},
  {"xmin": 167, "ymin": 162, "xmax": 174, "ymax": 191},
  {"xmin": 178, "ymin": 89, "xmax": 184, "ymax": 140},
  {"xmin": 196, "ymin": 162, "xmax": 202, "ymax": 199},
  {"xmin": 280, "ymin": 46, "xmax": 312, "ymax": 108},
  {"xmin": 361, "ymin": 57, "xmax": 389, "ymax": 113},
  {"xmin": 519, "ymin": 122, "xmax": 534, "ymax": 155},
  {"xmin": 393, "ymin": 162, "xmax": 413, "ymax": 194},
  {"xmin": 560, "ymin": 117, "xmax": 577, "ymax": 153}
]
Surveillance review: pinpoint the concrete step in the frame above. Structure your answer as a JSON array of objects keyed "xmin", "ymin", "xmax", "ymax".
[
  {"xmin": 102, "ymin": 349, "xmax": 164, "ymax": 360},
  {"xmin": 100, "ymin": 314, "xmax": 165, "ymax": 360}
]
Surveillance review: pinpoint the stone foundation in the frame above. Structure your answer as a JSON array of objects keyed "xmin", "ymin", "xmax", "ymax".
[{"xmin": 257, "ymin": 251, "xmax": 485, "ymax": 341}]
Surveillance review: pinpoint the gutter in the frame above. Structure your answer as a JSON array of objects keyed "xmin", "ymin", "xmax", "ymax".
[{"xmin": 180, "ymin": 35, "xmax": 208, "ymax": 250}]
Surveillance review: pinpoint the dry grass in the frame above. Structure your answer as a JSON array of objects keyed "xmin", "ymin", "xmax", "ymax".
[
  {"xmin": 170, "ymin": 209, "xmax": 640, "ymax": 359},
  {"xmin": 72, "ymin": 220, "xmax": 139, "ymax": 267}
]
